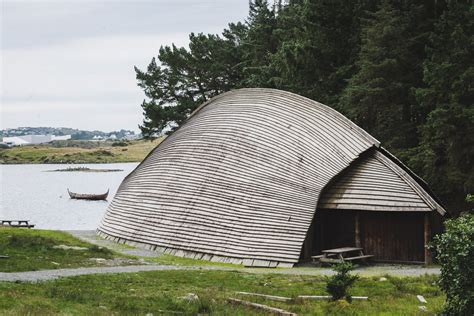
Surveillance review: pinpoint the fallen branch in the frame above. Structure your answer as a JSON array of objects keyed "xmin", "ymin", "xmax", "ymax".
[
  {"xmin": 228, "ymin": 298, "xmax": 297, "ymax": 316},
  {"xmin": 236, "ymin": 291, "xmax": 292, "ymax": 302}
]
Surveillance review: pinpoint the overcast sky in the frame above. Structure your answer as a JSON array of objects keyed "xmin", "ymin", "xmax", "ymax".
[{"xmin": 1, "ymin": 0, "xmax": 249, "ymax": 132}]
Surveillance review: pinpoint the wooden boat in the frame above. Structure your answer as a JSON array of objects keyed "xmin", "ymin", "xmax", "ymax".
[{"xmin": 68, "ymin": 189, "xmax": 109, "ymax": 201}]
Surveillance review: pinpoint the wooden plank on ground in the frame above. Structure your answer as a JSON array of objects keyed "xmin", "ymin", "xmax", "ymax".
[
  {"xmin": 298, "ymin": 295, "xmax": 368, "ymax": 300},
  {"xmin": 236, "ymin": 291, "xmax": 292, "ymax": 302},
  {"xmin": 228, "ymin": 298, "xmax": 297, "ymax": 316}
]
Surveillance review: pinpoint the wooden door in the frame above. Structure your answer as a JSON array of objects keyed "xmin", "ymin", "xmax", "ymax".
[{"xmin": 360, "ymin": 212, "xmax": 425, "ymax": 262}]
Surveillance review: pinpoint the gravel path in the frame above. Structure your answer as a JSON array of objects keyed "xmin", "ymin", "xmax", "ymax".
[
  {"xmin": 0, "ymin": 265, "xmax": 231, "ymax": 282},
  {"xmin": 0, "ymin": 230, "xmax": 439, "ymax": 282},
  {"xmin": 0, "ymin": 264, "xmax": 440, "ymax": 283}
]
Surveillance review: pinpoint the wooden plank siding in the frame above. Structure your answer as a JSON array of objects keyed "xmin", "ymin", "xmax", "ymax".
[
  {"xmin": 98, "ymin": 88, "xmax": 379, "ymax": 267},
  {"xmin": 307, "ymin": 149, "xmax": 446, "ymax": 263},
  {"xmin": 303, "ymin": 210, "xmax": 426, "ymax": 263}
]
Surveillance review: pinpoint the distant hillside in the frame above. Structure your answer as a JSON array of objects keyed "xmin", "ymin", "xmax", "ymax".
[{"xmin": 1, "ymin": 127, "xmax": 139, "ymax": 140}]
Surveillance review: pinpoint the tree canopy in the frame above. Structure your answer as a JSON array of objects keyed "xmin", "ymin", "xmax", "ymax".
[{"xmin": 135, "ymin": 0, "xmax": 473, "ymax": 213}]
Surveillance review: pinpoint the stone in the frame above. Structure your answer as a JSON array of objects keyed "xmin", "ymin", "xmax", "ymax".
[{"xmin": 179, "ymin": 293, "xmax": 199, "ymax": 302}]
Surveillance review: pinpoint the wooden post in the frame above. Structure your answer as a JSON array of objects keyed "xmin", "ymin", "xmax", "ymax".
[
  {"xmin": 355, "ymin": 212, "xmax": 361, "ymax": 248},
  {"xmin": 424, "ymin": 213, "xmax": 432, "ymax": 264}
]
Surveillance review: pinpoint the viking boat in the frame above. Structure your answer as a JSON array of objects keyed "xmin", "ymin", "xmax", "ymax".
[{"xmin": 68, "ymin": 189, "xmax": 109, "ymax": 201}]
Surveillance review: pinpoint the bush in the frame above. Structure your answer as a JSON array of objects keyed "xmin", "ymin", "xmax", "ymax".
[
  {"xmin": 111, "ymin": 141, "xmax": 128, "ymax": 147},
  {"xmin": 326, "ymin": 262, "xmax": 359, "ymax": 302},
  {"xmin": 92, "ymin": 150, "xmax": 113, "ymax": 156},
  {"xmin": 431, "ymin": 211, "xmax": 474, "ymax": 315}
]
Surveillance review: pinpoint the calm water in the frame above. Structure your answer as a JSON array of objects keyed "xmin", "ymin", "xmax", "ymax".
[{"xmin": 0, "ymin": 163, "xmax": 138, "ymax": 230}]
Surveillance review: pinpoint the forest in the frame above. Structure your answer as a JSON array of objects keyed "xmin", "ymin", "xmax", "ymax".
[{"xmin": 135, "ymin": 0, "xmax": 473, "ymax": 213}]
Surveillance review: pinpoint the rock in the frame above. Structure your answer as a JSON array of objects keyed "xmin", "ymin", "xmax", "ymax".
[
  {"xmin": 379, "ymin": 277, "xmax": 387, "ymax": 281},
  {"xmin": 417, "ymin": 295, "xmax": 427, "ymax": 304},
  {"xmin": 53, "ymin": 245, "xmax": 88, "ymax": 251},
  {"xmin": 179, "ymin": 293, "xmax": 199, "ymax": 302},
  {"xmin": 145, "ymin": 313, "xmax": 154, "ymax": 316},
  {"xmin": 99, "ymin": 305, "xmax": 107, "ymax": 310},
  {"xmin": 418, "ymin": 306, "xmax": 428, "ymax": 312}
]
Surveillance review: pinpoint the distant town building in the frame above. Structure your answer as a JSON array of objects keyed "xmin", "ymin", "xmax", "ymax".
[
  {"xmin": 52, "ymin": 135, "xmax": 71, "ymax": 141},
  {"xmin": 1, "ymin": 134, "xmax": 71, "ymax": 146},
  {"xmin": 123, "ymin": 134, "xmax": 140, "ymax": 141},
  {"xmin": 2, "ymin": 137, "xmax": 30, "ymax": 146}
]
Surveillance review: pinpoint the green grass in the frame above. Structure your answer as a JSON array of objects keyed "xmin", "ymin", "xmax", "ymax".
[
  {"xmin": 0, "ymin": 139, "xmax": 162, "ymax": 164},
  {"xmin": 0, "ymin": 270, "xmax": 445, "ymax": 315},
  {"xmin": 0, "ymin": 229, "xmax": 446, "ymax": 314},
  {"xmin": 0, "ymin": 228, "xmax": 128, "ymax": 272}
]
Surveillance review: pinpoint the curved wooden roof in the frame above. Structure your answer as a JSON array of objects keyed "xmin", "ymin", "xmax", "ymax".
[{"xmin": 98, "ymin": 88, "xmax": 442, "ymax": 267}]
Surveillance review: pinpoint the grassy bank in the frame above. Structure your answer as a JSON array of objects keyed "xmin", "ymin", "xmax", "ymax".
[
  {"xmin": 0, "ymin": 270, "xmax": 444, "ymax": 315},
  {"xmin": 0, "ymin": 139, "xmax": 162, "ymax": 164},
  {"xmin": 0, "ymin": 228, "xmax": 133, "ymax": 272}
]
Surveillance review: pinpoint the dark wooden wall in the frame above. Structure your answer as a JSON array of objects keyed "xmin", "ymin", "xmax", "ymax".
[{"xmin": 301, "ymin": 209, "xmax": 441, "ymax": 263}]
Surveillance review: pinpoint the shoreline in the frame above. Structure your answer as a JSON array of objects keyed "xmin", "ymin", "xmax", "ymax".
[
  {"xmin": 1, "ymin": 160, "xmax": 140, "ymax": 165},
  {"xmin": 0, "ymin": 138, "xmax": 162, "ymax": 164}
]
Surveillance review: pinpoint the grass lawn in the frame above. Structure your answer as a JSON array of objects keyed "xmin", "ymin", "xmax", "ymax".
[
  {"xmin": 0, "ymin": 228, "xmax": 132, "ymax": 272},
  {"xmin": 0, "ymin": 138, "xmax": 162, "ymax": 164},
  {"xmin": 0, "ymin": 270, "xmax": 444, "ymax": 315},
  {"xmin": 0, "ymin": 228, "xmax": 446, "ymax": 314}
]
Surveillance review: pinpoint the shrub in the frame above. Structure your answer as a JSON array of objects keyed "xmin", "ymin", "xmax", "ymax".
[
  {"xmin": 326, "ymin": 262, "xmax": 359, "ymax": 302},
  {"xmin": 431, "ymin": 211, "xmax": 474, "ymax": 315},
  {"xmin": 92, "ymin": 150, "xmax": 113, "ymax": 156},
  {"xmin": 111, "ymin": 141, "xmax": 128, "ymax": 147},
  {"xmin": 88, "ymin": 245, "xmax": 113, "ymax": 256}
]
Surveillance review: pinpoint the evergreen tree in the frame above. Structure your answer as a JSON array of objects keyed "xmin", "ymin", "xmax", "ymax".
[
  {"xmin": 410, "ymin": 1, "xmax": 474, "ymax": 207},
  {"xmin": 269, "ymin": 0, "xmax": 376, "ymax": 104},
  {"xmin": 135, "ymin": 24, "xmax": 247, "ymax": 137},
  {"xmin": 339, "ymin": 1, "xmax": 420, "ymax": 152},
  {"xmin": 241, "ymin": 0, "xmax": 279, "ymax": 87}
]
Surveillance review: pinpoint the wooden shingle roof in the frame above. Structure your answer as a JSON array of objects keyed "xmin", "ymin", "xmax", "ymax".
[
  {"xmin": 98, "ymin": 88, "xmax": 442, "ymax": 267},
  {"xmin": 318, "ymin": 150, "xmax": 446, "ymax": 214}
]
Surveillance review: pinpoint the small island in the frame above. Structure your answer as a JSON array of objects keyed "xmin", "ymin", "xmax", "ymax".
[{"xmin": 47, "ymin": 167, "xmax": 123, "ymax": 172}]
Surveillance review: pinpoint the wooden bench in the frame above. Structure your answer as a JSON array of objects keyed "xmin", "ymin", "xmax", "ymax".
[
  {"xmin": 314, "ymin": 247, "xmax": 374, "ymax": 264},
  {"xmin": 1, "ymin": 220, "xmax": 35, "ymax": 228},
  {"xmin": 344, "ymin": 255, "xmax": 374, "ymax": 261}
]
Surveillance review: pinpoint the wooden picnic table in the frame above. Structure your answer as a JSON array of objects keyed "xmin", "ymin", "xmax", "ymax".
[
  {"xmin": 0, "ymin": 220, "xmax": 35, "ymax": 228},
  {"xmin": 312, "ymin": 247, "xmax": 373, "ymax": 264}
]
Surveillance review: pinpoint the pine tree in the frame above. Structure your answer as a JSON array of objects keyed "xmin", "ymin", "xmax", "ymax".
[
  {"xmin": 339, "ymin": 1, "xmax": 419, "ymax": 152},
  {"xmin": 411, "ymin": 1, "xmax": 474, "ymax": 206},
  {"xmin": 268, "ymin": 0, "xmax": 376, "ymax": 104},
  {"xmin": 241, "ymin": 0, "xmax": 278, "ymax": 87},
  {"xmin": 135, "ymin": 25, "xmax": 247, "ymax": 137}
]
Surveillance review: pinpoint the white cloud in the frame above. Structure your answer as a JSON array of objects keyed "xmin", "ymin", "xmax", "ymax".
[
  {"xmin": 0, "ymin": 0, "xmax": 249, "ymax": 131},
  {"xmin": 1, "ymin": 34, "xmax": 191, "ymax": 131}
]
